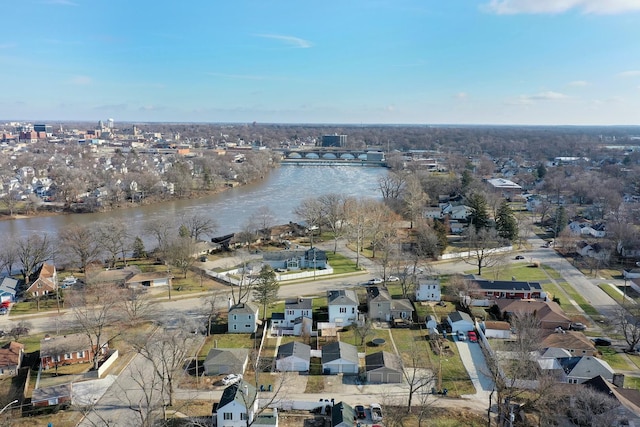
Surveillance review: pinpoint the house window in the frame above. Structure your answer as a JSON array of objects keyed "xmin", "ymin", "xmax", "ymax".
[
  {"xmin": 240, "ymin": 413, "xmax": 248, "ymax": 421},
  {"xmin": 64, "ymin": 353, "xmax": 72, "ymax": 360},
  {"xmin": 233, "ymin": 315, "xmax": 237, "ymax": 320},
  {"xmin": 245, "ymin": 325, "xmax": 251, "ymax": 328},
  {"xmin": 351, "ymin": 307, "xmax": 355, "ymax": 313},
  {"xmin": 339, "ymin": 307, "xmax": 347, "ymax": 313},
  {"xmin": 233, "ymin": 325, "xmax": 237, "ymax": 330},
  {"xmin": 77, "ymin": 351, "xmax": 85, "ymax": 358},
  {"xmin": 287, "ymin": 310, "xmax": 294, "ymax": 316},
  {"xmin": 223, "ymin": 413, "xmax": 233, "ymax": 420},
  {"xmin": 53, "ymin": 355, "xmax": 61, "ymax": 362}
]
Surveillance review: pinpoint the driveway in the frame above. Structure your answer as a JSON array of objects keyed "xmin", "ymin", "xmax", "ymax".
[{"xmin": 455, "ymin": 339, "xmax": 494, "ymax": 400}]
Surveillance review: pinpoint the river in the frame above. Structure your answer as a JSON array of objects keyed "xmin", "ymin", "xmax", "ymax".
[{"xmin": 0, "ymin": 165, "xmax": 387, "ymax": 242}]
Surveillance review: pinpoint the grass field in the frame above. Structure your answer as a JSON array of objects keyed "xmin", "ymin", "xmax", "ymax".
[
  {"xmin": 472, "ymin": 264, "xmax": 550, "ymax": 282},
  {"xmin": 555, "ymin": 281, "xmax": 599, "ymax": 316},
  {"xmin": 597, "ymin": 346, "xmax": 636, "ymax": 371},
  {"xmin": 198, "ymin": 333, "xmax": 256, "ymax": 360},
  {"xmin": 598, "ymin": 283, "xmax": 625, "ymax": 304}
]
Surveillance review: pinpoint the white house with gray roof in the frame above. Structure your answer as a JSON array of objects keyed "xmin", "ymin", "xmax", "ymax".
[
  {"xmin": 275, "ymin": 341, "xmax": 311, "ymax": 372},
  {"xmin": 327, "ymin": 289, "xmax": 359, "ymax": 327},
  {"xmin": 204, "ymin": 348, "xmax": 249, "ymax": 376},
  {"xmin": 321, "ymin": 341, "xmax": 359, "ymax": 375},
  {"xmin": 561, "ymin": 356, "xmax": 616, "ymax": 384},
  {"xmin": 228, "ymin": 301, "xmax": 259, "ymax": 334},
  {"xmin": 447, "ymin": 311, "xmax": 475, "ymax": 333},
  {"xmin": 213, "ymin": 380, "xmax": 278, "ymax": 427}
]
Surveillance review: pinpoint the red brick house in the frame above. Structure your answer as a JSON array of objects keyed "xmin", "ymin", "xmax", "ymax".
[
  {"xmin": 40, "ymin": 333, "xmax": 108, "ymax": 370},
  {"xmin": 0, "ymin": 341, "xmax": 24, "ymax": 376},
  {"xmin": 469, "ymin": 278, "xmax": 546, "ymax": 300},
  {"xmin": 26, "ymin": 263, "xmax": 58, "ymax": 298}
]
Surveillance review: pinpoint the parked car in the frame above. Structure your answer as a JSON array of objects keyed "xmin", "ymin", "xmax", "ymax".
[
  {"xmin": 370, "ymin": 403, "xmax": 383, "ymax": 422},
  {"xmin": 592, "ymin": 338, "xmax": 612, "ymax": 347},
  {"xmin": 221, "ymin": 374, "xmax": 242, "ymax": 386},
  {"xmin": 570, "ymin": 322, "xmax": 587, "ymax": 331},
  {"xmin": 386, "ymin": 276, "xmax": 400, "ymax": 282},
  {"xmin": 515, "ymin": 255, "xmax": 525, "ymax": 260},
  {"xmin": 457, "ymin": 330, "xmax": 466, "ymax": 341},
  {"xmin": 468, "ymin": 331, "xmax": 478, "ymax": 342},
  {"xmin": 0, "ymin": 307, "xmax": 7, "ymax": 315},
  {"xmin": 367, "ymin": 277, "xmax": 384, "ymax": 285},
  {"xmin": 355, "ymin": 405, "xmax": 366, "ymax": 419}
]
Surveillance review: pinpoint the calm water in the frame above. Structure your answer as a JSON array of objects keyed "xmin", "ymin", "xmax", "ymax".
[{"xmin": 0, "ymin": 165, "xmax": 387, "ymax": 242}]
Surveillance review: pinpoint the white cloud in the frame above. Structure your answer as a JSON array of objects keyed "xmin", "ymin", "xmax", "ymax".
[
  {"xmin": 568, "ymin": 80, "xmax": 589, "ymax": 86},
  {"xmin": 254, "ymin": 34, "xmax": 313, "ymax": 48},
  {"xmin": 69, "ymin": 75, "xmax": 92, "ymax": 85},
  {"xmin": 617, "ymin": 70, "xmax": 640, "ymax": 77},
  {"xmin": 483, "ymin": 0, "xmax": 640, "ymax": 15},
  {"xmin": 455, "ymin": 92, "xmax": 468, "ymax": 99},
  {"xmin": 508, "ymin": 91, "xmax": 569, "ymax": 105}
]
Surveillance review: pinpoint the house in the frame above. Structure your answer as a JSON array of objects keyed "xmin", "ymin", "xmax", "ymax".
[
  {"xmin": 89, "ymin": 265, "xmax": 141, "ymax": 287},
  {"xmin": 583, "ymin": 375, "xmax": 640, "ymax": 423},
  {"xmin": 623, "ymin": 268, "xmax": 640, "ymax": 279},
  {"xmin": 494, "ymin": 299, "xmax": 572, "ymax": 330},
  {"xmin": 540, "ymin": 330, "xmax": 597, "ymax": 357},
  {"xmin": 561, "ymin": 356, "xmax": 617, "ymax": 384},
  {"xmin": 0, "ymin": 277, "xmax": 18, "ymax": 303},
  {"xmin": 40, "ymin": 333, "xmax": 109, "ymax": 370},
  {"xmin": 468, "ymin": 278, "xmax": 546, "ymax": 300},
  {"xmin": 486, "ymin": 178, "xmax": 522, "ymax": 198},
  {"xmin": 275, "ymin": 341, "xmax": 311, "ymax": 372},
  {"xmin": 203, "ymin": 348, "xmax": 249, "ymax": 376},
  {"xmin": 365, "ymin": 351, "xmax": 403, "ymax": 384},
  {"xmin": 0, "ymin": 342, "xmax": 24, "ymax": 376},
  {"xmin": 213, "ymin": 380, "xmax": 278, "ymax": 427},
  {"xmin": 425, "ymin": 315, "xmax": 438, "ymax": 331},
  {"xmin": 447, "ymin": 311, "xmax": 475, "ymax": 333},
  {"xmin": 321, "ymin": 341, "xmax": 359, "ymax": 375},
  {"xmin": 327, "ymin": 289, "xmax": 359, "ymax": 327},
  {"xmin": 228, "ymin": 301, "xmax": 259, "ymax": 334},
  {"xmin": 569, "ymin": 220, "xmax": 606, "ymax": 238},
  {"xmin": 31, "ymin": 383, "xmax": 72, "ymax": 408},
  {"xmin": 25, "ymin": 263, "xmax": 57, "ymax": 298},
  {"xmin": 576, "ymin": 241, "xmax": 611, "ymax": 261},
  {"xmin": 367, "ymin": 286, "xmax": 414, "ymax": 322},
  {"xmin": 415, "ymin": 280, "xmax": 441, "ymax": 302},
  {"xmin": 482, "ymin": 321, "xmax": 511, "ymax": 339},
  {"xmin": 263, "ymin": 248, "xmax": 328, "ymax": 271},
  {"xmin": 331, "ymin": 402, "xmax": 356, "ymax": 427},
  {"xmin": 125, "ymin": 271, "xmax": 173, "ymax": 288},
  {"xmin": 271, "ymin": 297, "xmax": 313, "ymax": 336}
]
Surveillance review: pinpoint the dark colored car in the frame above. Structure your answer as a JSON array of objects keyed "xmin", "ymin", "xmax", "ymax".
[
  {"xmin": 355, "ymin": 405, "xmax": 366, "ymax": 419},
  {"xmin": 515, "ymin": 255, "xmax": 525, "ymax": 260},
  {"xmin": 570, "ymin": 323, "xmax": 587, "ymax": 331},
  {"xmin": 592, "ymin": 338, "xmax": 612, "ymax": 346}
]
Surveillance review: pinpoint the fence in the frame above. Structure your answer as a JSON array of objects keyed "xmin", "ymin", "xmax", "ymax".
[{"xmin": 439, "ymin": 245, "xmax": 513, "ymax": 260}]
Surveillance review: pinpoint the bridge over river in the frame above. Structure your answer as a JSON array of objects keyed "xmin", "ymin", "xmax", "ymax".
[{"xmin": 274, "ymin": 147, "xmax": 387, "ymax": 166}]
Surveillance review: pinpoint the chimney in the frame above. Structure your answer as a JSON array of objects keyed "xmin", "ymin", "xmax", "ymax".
[
  {"xmin": 243, "ymin": 384, "xmax": 249, "ymax": 396},
  {"xmin": 228, "ymin": 298, "xmax": 232, "ymax": 310},
  {"xmin": 613, "ymin": 373, "xmax": 625, "ymax": 388}
]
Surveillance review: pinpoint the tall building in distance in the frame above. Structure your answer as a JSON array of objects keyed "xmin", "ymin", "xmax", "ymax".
[
  {"xmin": 321, "ymin": 134, "xmax": 347, "ymax": 147},
  {"xmin": 33, "ymin": 124, "xmax": 53, "ymax": 137},
  {"xmin": 108, "ymin": 118, "xmax": 114, "ymax": 129}
]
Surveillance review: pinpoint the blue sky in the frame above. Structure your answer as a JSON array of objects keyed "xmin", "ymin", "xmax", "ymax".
[{"xmin": 2, "ymin": 0, "xmax": 640, "ymax": 125}]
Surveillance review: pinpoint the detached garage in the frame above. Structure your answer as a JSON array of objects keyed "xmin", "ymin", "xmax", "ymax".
[
  {"xmin": 321, "ymin": 341, "xmax": 359, "ymax": 375},
  {"xmin": 365, "ymin": 351, "xmax": 403, "ymax": 384},
  {"xmin": 276, "ymin": 341, "xmax": 311, "ymax": 372},
  {"xmin": 203, "ymin": 348, "xmax": 248, "ymax": 376},
  {"xmin": 447, "ymin": 311, "xmax": 475, "ymax": 333}
]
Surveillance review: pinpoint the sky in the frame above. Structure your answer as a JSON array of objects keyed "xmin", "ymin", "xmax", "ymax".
[{"xmin": 1, "ymin": 0, "xmax": 640, "ymax": 125}]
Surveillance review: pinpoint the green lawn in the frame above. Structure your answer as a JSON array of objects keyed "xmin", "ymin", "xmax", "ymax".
[
  {"xmin": 472, "ymin": 264, "xmax": 550, "ymax": 282},
  {"xmin": 541, "ymin": 265, "xmax": 563, "ymax": 280},
  {"xmin": 198, "ymin": 333, "xmax": 256, "ymax": 360},
  {"xmin": 625, "ymin": 376, "xmax": 640, "ymax": 389},
  {"xmin": 598, "ymin": 283, "xmax": 625, "ymax": 304},
  {"xmin": 597, "ymin": 346, "xmax": 636, "ymax": 371},
  {"xmin": 10, "ymin": 298, "xmax": 64, "ymax": 315},
  {"xmin": 338, "ymin": 328, "xmax": 391, "ymax": 354},
  {"xmin": 555, "ymin": 281, "xmax": 599, "ymax": 316},
  {"xmin": 325, "ymin": 252, "xmax": 361, "ymax": 274},
  {"xmin": 541, "ymin": 283, "xmax": 579, "ymax": 315}
]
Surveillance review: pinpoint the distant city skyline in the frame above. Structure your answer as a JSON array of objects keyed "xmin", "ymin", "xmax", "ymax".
[{"xmin": 1, "ymin": 0, "xmax": 640, "ymax": 125}]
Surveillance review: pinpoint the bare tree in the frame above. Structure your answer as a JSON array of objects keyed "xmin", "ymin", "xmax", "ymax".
[
  {"xmin": 181, "ymin": 213, "xmax": 218, "ymax": 241},
  {"xmin": 201, "ymin": 294, "xmax": 221, "ymax": 336},
  {"xmin": 402, "ymin": 173, "xmax": 428, "ymax": 228},
  {"xmin": 353, "ymin": 318, "xmax": 374, "ymax": 347},
  {"xmin": 68, "ymin": 281, "xmax": 122, "ymax": 370},
  {"xmin": 617, "ymin": 306, "xmax": 640, "ymax": 352},
  {"xmin": 401, "ymin": 341, "xmax": 437, "ymax": 412},
  {"xmin": 464, "ymin": 228, "xmax": 507, "ymax": 275},
  {"xmin": 0, "ymin": 237, "xmax": 17, "ymax": 276},
  {"xmin": 378, "ymin": 171, "xmax": 406, "ymax": 210},
  {"xmin": 229, "ymin": 250, "xmax": 260, "ymax": 305},
  {"xmin": 96, "ymin": 220, "xmax": 130, "ymax": 268},
  {"xmin": 58, "ymin": 224, "xmax": 102, "ymax": 272},
  {"xmin": 165, "ymin": 235, "xmax": 196, "ymax": 279},
  {"xmin": 567, "ymin": 386, "xmax": 621, "ymax": 427},
  {"xmin": 318, "ymin": 193, "xmax": 350, "ymax": 253},
  {"xmin": 144, "ymin": 217, "xmax": 175, "ymax": 260},
  {"xmin": 15, "ymin": 233, "xmax": 54, "ymax": 284},
  {"xmin": 249, "ymin": 206, "xmax": 275, "ymax": 242},
  {"xmin": 119, "ymin": 287, "xmax": 157, "ymax": 325},
  {"xmin": 294, "ymin": 198, "xmax": 323, "ymax": 248}
]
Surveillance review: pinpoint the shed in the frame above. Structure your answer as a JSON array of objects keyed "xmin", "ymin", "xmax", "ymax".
[
  {"xmin": 365, "ymin": 351, "xmax": 403, "ymax": 384},
  {"xmin": 321, "ymin": 341, "xmax": 359, "ymax": 375},
  {"xmin": 332, "ymin": 402, "xmax": 356, "ymax": 427},
  {"xmin": 276, "ymin": 341, "xmax": 311, "ymax": 372},
  {"xmin": 482, "ymin": 321, "xmax": 511, "ymax": 339},
  {"xmin": 425, "ymin": 315, "xmax": 438, "ymax": 330},
  {"xmin": 203, "ymin": 348, "xmax": 249, "ymax": 376}
]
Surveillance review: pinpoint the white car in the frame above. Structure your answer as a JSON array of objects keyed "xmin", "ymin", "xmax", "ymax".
[
  {"xmin": 457, "ymin": 331, "xmax": 466, "ymax": 341},
  {"xmin": 368, "ymin": 277, "xmax": 384, "ymax": 285},
  {"xmin": 221, "ymin": 374, "xmax": 242, "ymax": 385},
  {"xmin": 370, "ymin": 403, "xmax": 383, "ymax": 422},
  {"xmin": 386, "ymin": 276, "xmax": 400, "ymax": 282}
]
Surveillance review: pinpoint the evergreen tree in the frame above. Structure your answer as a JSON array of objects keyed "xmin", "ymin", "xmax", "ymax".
[
  {"xmin": 467, "ymin": 193, "xmax": 490, "ymax": 231},
  {"xmin": 178, "ymin": 224, "xmax": 190, "ymax": 238},
  {"xmin": 433, "ymin": 219, "xmax": 449, "ymax": 252},
  {"xmin": 553, "ymin": 205, "xmax": 568, "ymax": 236},
  {"xmin": 461, "ymin": 170, "xmax": 473, "ymax": 194},
  {"xmin": 132, "ymin": 236, "xmax": 147, "ymax": 259},
  {"xmin": 495, "ymin": 201, "xmax": 518, "ymax": 241},
  {"xmin": 536, "ymin": 163, "xmax": 547, "ymax": 179},
  {"xmin": 252, "ymin": 265, "xmax": 280, "ymax": 321}
]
